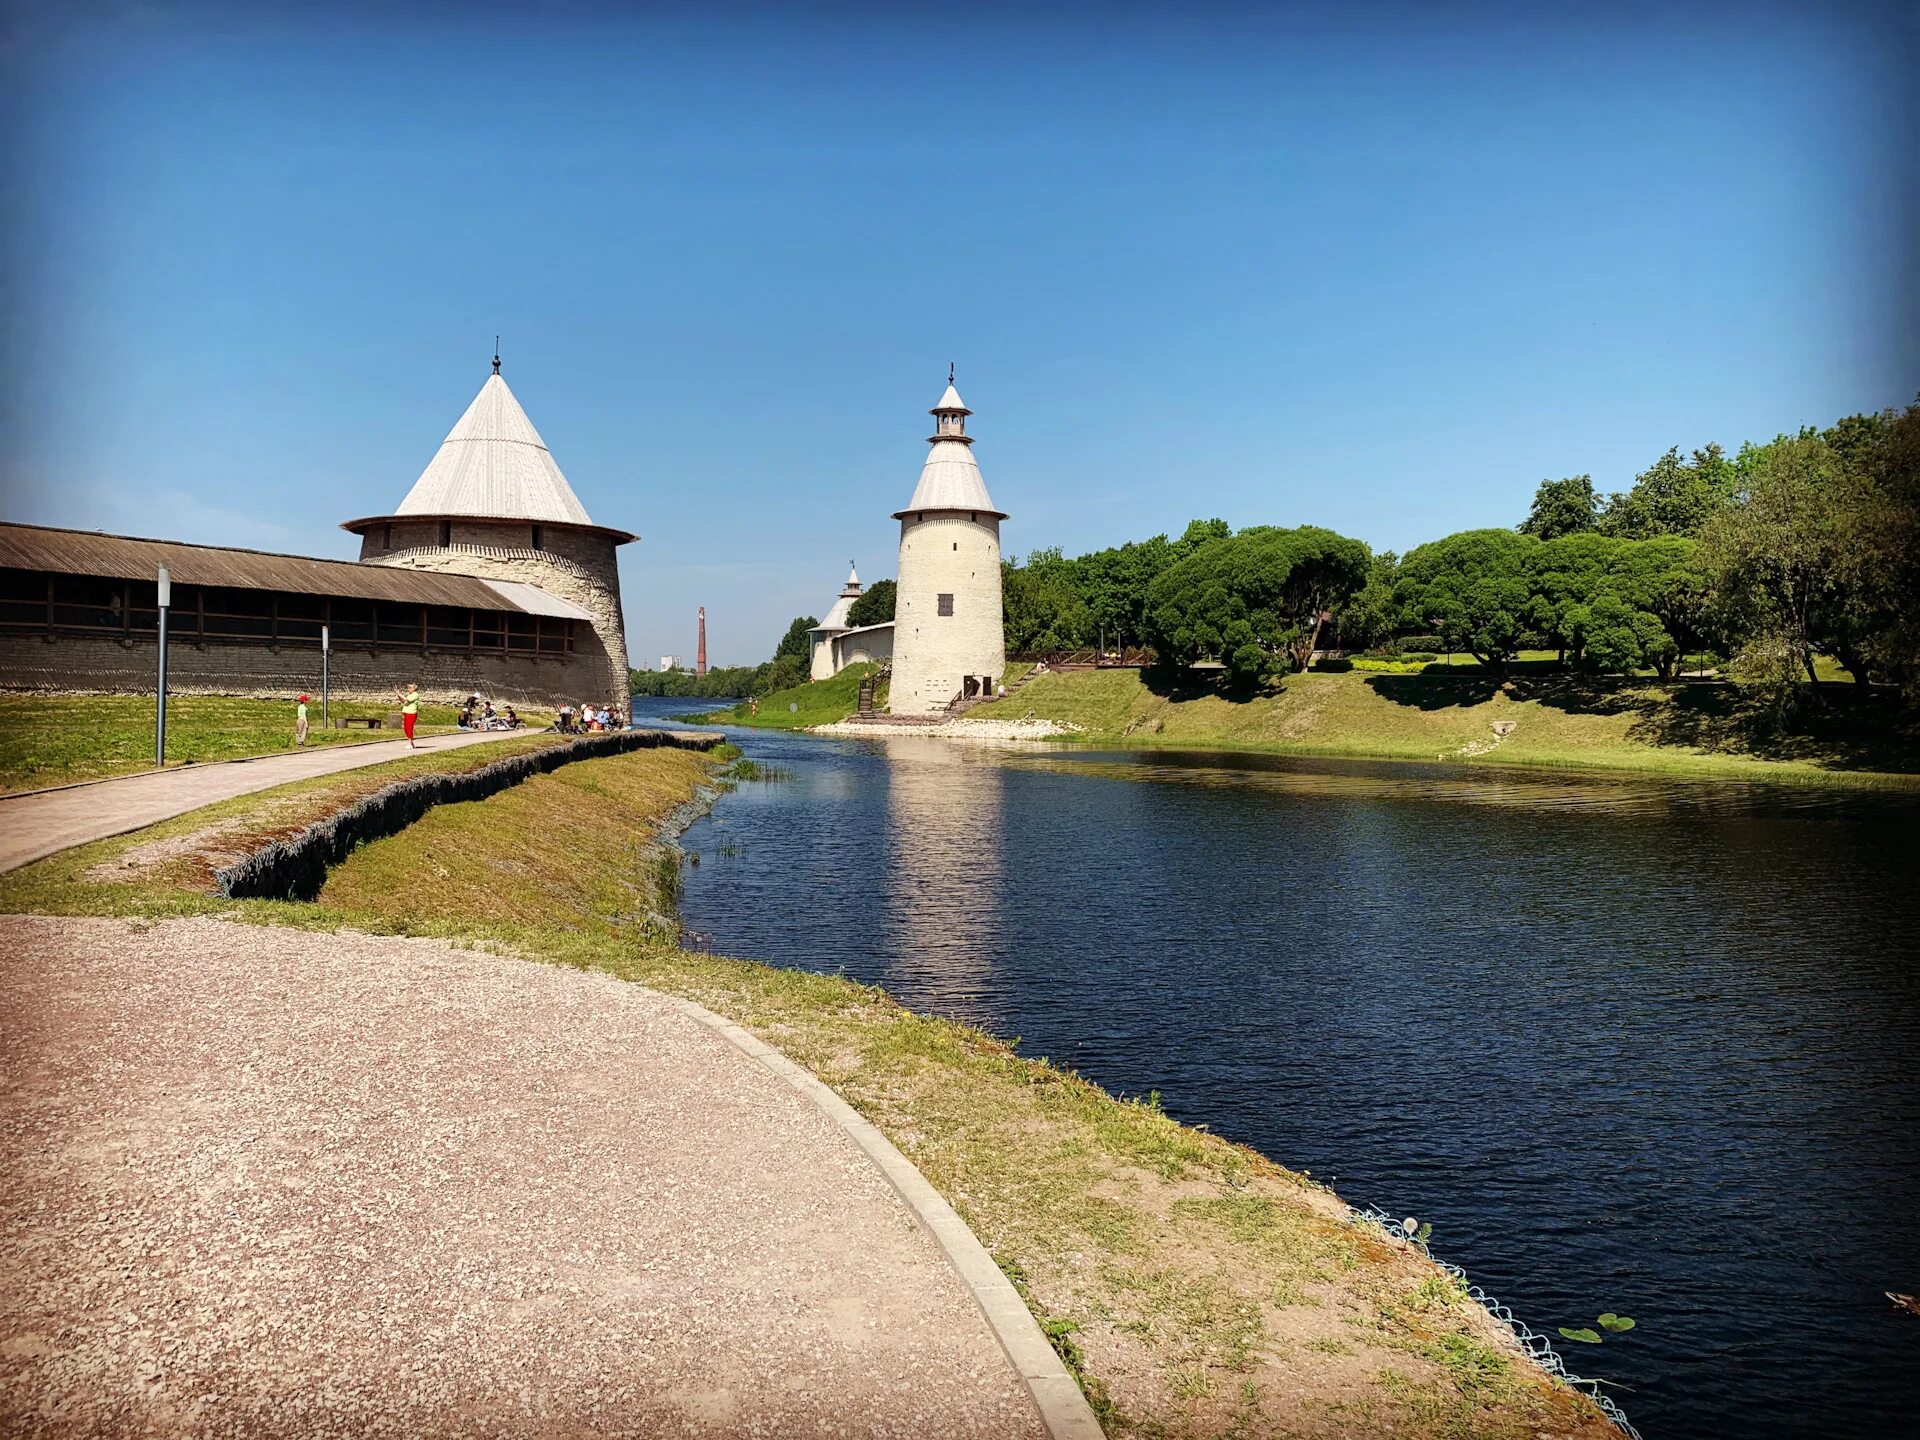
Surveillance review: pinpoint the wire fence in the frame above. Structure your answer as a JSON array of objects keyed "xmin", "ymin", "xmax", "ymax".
[{"xmin": 1350, "ymin": 1206, "xmax": 1642, "ymax": 1439}]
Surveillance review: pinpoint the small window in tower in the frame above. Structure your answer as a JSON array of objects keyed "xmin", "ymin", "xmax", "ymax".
[
  {"xmin": 530, "ymin": 525, "xmax": 544, "ymax": 551},
  {"xmin": 382, "ymin": 523, "xmax": 392, "ymax": 549},
  {"xmin": 439, "ymin": 520, "xmax": 452, "ymax": 546},
  {"xmin": 937, "ymin": 593, "xmax": 954, "ymax": 616},
  {"xmin": 952, "ymin": 542, "xmax": 958, "ymax": 551}
]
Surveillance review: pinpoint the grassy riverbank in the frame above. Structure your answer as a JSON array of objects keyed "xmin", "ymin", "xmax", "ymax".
[
  {"xmin": 701, "ymin": 662, "xmax": 880, "ymax": 730},
  {"xmin": 0, "ymin": 745, "xmax": 1617, "ymax": 1438},
  {"xmin": 968, "ymin": 667, "xmax": 1920, "ymax": 786},
  {"xmin": 0, "ymin": 694, "xmax": 555, "ymax": 794}
]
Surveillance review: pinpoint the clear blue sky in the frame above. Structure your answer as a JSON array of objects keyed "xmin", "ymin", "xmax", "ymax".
[{"xmin": 3, "ymin": 1, "xmax": 1914, "ymax": 666}]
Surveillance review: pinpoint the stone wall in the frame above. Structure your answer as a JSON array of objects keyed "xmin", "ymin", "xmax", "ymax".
[
  {"xmin": 0, "ymin": 631, "xmax": 593, "ymax": 708},
  {"xmin": 357, "ymin": 520, "xmax": 631, "ymax": 702},
  {"xmin": 890, "ymin": 511, "xmax": 1004, "ymax": 712}
]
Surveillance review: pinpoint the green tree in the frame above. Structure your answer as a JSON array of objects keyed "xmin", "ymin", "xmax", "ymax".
[
  {"xmin": 1846, "ymin": 398, "xmax": 1920, "ymax": 698},
  {"xmin": 1002, "ymin": 552, "xmax": 1091, "ymax": 652},
  {"xmin": 1598, "ymin": 445, "xmax": 1735, "ymax": 538},
  {"xmin": 1395, "ymin": 529, "xmax": 1538, "ymax": 673},
  {"xmin": 1518, "ymin": 475, "xmax": 1598, "ymax": 539},
  {"xmin": 773, "ymin": 615, "xmax": 818, "ymax": 665},
  {"xmin": 1334, "ymin": 549, "xmax": 1400, "ymax": 651},
  {"xmin": 845, "ymin": 579, "xmax": 896, "ymax": 629},
  {"xmin": 1143, "ymin": 526, "xmax": 1370, "ymax": 688}
]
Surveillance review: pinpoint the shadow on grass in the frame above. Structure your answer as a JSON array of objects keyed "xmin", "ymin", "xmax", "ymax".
[{"xmin": 1366, "ymin": 672, "xmax": 1920, "ymax": 773}]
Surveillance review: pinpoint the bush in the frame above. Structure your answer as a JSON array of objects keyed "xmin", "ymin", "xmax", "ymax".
[
  {"xmin": 1398, "ymin": 635, "xmax": 1446, "ymax": 653},
  {"xmin": 1312, "ymin": 656, "xmax": 1354, "ymax": 672}
]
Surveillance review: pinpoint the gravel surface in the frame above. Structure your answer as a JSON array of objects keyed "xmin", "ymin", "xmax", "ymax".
[
  {"xmin": 810, "ymin": 718, "xmax": 1077, "ymax": 741},
  {"xmin": 0, "ymin": 915, "xmax": 1042, "ymax": 1439}
]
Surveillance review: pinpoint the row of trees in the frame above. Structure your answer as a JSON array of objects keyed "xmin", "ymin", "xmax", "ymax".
[
  {"xmin": 994, "ymin": 397, "xmax": 1920, "ymax": 702},
  {"xmin": 628, "ymin": 615, "xmax": 821, "ymax": 698}
]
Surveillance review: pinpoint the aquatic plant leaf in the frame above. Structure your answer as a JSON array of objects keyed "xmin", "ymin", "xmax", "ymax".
[
  {"xmin": 1558, "ymin": 1327, "xmax": 1603, "ymax": 1344},
  {"xmin": 1597, "ymin": 1313, "xmax": 1636, "ymax": 1331}
]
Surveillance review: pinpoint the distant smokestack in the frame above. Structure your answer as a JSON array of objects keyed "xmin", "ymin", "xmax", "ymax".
[{"xmin": 696, "ymin": 607, "xmax": 707, "ymax": 677}]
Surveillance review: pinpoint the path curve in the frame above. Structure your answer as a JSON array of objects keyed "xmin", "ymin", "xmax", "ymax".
[
  {"xmin": 0, "ymin": 915, "xmax": 1047, "ymax": 1438},
  {"xmin": 0, "ymin": 730, "xmax": 536, "ymax": 875}
]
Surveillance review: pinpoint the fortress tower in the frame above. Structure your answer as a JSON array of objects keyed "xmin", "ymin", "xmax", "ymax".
[
  {"xmin": 341, "ymin": 356, "xmax": 634, "ymax": 702},
  {"xmin": 889, "ymin": 374, "xmax": 1006, "ymax": 713}
]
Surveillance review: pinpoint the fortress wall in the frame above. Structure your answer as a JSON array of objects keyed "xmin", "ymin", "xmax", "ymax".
[
  {"xmin": 0, "ymin": 631, "xmax": 599, "ymax": 709},
  {"xmin": 890, "ymin": 512, "xmax": 1003, "ymax": 713}
]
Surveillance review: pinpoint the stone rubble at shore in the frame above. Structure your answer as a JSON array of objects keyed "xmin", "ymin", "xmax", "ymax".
[{"xmin": 810, "ymin": 716, "xmax": 1080, "ymax": 741}]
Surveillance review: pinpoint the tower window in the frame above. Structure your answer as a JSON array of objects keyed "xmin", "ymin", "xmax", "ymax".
[
  {"xmin": 382, "ymin": 523, "xmax": 392, "ymax": 549},
  {"xmin": 439, "ymin": 520, "xmax": 452, "ymax": 546},
  {"xmin": 530, "ymin": 525, "xmax": 544, "ymax": 551},
  {"xmin": 937, "ymin": 593, "xmax": 954, "ymax": 616}
]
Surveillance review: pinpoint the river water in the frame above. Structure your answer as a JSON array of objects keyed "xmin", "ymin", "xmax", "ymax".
[{"xmin": 639, "ymin": 698, "xmax": 1920, "ymax": 1439}]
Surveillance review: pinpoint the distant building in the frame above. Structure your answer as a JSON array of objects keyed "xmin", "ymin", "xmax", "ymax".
[
  {"xmin": 0, "ymin": 358, "xmax": 635, "ymax": 707},
  {"xmin": 658, "ymin": 655, "xmax": 680, "ymax": 672},
  {"xmin": 887, "ymin": 377, "xmax": 1006, "ymax": 712},
  {"xmin": 807, "ymin": 563, "xmax": 893, "ymax": 680}
]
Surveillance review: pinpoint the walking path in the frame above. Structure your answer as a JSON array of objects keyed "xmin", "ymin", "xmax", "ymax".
[
  {"xmin": 0, "ymin": 730, "xmax": 534, "ymax": 874},
  {"xmin": 0, "ymin": 915, "xmax": 1047, "ymax": 1439}
]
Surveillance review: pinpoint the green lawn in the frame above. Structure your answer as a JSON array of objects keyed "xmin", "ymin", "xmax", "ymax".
[
  {"xmin": 0, "ymin": 694, "xmax": 552, "ymax": 794},
  {"xmin": 969, "ymin": 667, "xmax": 1920, "ymax": 785},
  {"xmin": 702, "ymin": 662, "xmax": 879, "ymax": 730}
]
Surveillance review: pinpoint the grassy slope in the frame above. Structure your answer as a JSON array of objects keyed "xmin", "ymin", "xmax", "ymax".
[
  {"xmin": 707, "ymin": 662, "xmax": 878, "ymax": 730},
  {"xmin": 970, "ymin": 668, "xmax": 1920, "ymax": 785},
  {"xmin": 0, "ymin": 747, "xmax": 1617, "ymax": 1439},
  {"xmin": 0, "ymin": 694, "xmax": 554, "ymax": 794}
]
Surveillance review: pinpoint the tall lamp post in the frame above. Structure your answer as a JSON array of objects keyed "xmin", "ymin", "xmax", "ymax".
[
  {"xmin": 155, "ymin": 565, "xmax": 171, "ymax": 767},
  {"xmin": 320, "ymin": 623, "xmax": 331, "ymax": 729}
]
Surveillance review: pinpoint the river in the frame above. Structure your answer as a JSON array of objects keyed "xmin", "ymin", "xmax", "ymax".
[{"xmin": 636, "ymin": 697, "xmax": 1920, "ymax": 1439}]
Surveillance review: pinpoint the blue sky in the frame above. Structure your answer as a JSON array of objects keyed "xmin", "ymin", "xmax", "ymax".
[{"xmin": 3, "ymin": 1, "xmax": 1914, "ymax": 666}]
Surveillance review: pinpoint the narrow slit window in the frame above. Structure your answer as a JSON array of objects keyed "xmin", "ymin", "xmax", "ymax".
[{"xmin": 937, "ymin": 593, "xmax": 954, "ymax": 616}]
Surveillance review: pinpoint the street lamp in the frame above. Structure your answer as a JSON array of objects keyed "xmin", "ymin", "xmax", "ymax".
[
  {"xmin": 155, "ymin": 565, "xmax": 171, "ymax": 766},
  {"xmin": 321, "ymin": 623, "xmax": 330, "ymax": 729}
]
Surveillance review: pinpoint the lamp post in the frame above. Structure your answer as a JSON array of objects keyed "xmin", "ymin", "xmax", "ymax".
[
  {"xmin": 320, "ymin": 623, "xmax": 331, "ymax": 729},
  {"xmin": 155, "ymin": 565, "xmax": 171, "ymax": 767}
]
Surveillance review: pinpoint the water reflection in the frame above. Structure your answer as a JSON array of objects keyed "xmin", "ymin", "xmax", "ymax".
[{"xmin": 876, "ymin": 737, "xmax": 1008, "ymax": 1016}]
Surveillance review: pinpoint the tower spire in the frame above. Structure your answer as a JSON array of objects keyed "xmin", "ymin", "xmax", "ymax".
[{"xmin": 492, "ymin": 337, "xmax": 501, "ymax": 375}]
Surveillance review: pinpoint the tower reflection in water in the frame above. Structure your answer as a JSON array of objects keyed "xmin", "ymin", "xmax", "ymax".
[{"xmin": 876, "ymin": 735, "xmax": 1009, "ymax": 1026}]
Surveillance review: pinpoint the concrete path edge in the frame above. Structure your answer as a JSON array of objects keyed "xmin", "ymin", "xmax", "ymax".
[{"xmin": 662, "ymin": 994, "xmax": 1108, "ymax": 1440}]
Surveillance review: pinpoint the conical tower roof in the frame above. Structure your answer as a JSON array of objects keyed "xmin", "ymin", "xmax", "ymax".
[
  {"xmin": 393, "ymin": 370, "xmax": 594, "ymax": 526},
  {"xmin": 895, "ymin": 379, "xmax": 1005, "ymax": 519}
]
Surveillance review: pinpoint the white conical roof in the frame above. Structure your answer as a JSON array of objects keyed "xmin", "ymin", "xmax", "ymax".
[
  {"xmin": 393, "ymin": 371, "xmax": 594, "ymax": 526},
  {"xmin": 931, "ymin": 383, "xmax": 969, "ymax": 414},
  {"xmin": 897, "ymin": 381, "xmax": 1003, "ymax": 518},
  {"xmin": 814, "ymin": 562, "xmax": 864, "ymax": 632}
]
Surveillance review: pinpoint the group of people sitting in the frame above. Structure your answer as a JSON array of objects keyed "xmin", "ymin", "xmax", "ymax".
[
  {"xmin": 457, "ymin": 695, "xmax": 523, "ymax": 731},
  {"xmin": 556, "ymin": 701, "xmax": 624, "ymax": 734}
]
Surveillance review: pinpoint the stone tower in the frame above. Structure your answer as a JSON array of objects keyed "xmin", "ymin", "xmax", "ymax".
[
  {"xmin": 889, "ymin": 374, "xmax": 1006, "ymax": 713},
  {"xmin": 341, "ymin": 357, "xmax": 635, "ymax": 702}
]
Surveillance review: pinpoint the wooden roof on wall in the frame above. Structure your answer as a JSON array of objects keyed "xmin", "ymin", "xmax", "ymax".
[{"xmin": 0, "ymin": 522, "xmax": 593, "ymax": 621}]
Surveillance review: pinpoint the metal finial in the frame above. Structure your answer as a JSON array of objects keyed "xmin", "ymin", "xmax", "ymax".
[
  {"xmin": 948, "ymin": 361, "xmax": 955, "ymax": 385},
  {"xmin": 493, "ymin": 336, "xmax": 501, "ymax": 375}
]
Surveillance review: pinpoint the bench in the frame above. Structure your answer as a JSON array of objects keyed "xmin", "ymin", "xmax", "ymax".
[{"xmin": 335, "ymin": 717, "xmax": 383, "ymax": 730}]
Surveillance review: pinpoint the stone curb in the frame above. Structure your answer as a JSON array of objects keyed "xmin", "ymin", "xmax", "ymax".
[{"xmin": 663, "ymin": 994, "xmax": 1107, "ymax": 1440}]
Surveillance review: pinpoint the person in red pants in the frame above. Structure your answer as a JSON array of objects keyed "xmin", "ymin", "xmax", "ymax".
[{"xmin": 400, "ymin": 683, "xmax": 419, "ymax": 747}]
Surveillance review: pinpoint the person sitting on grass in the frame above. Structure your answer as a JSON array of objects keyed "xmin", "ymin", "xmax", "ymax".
[{"xmin": 504, "ymin": 705, "xmax": 520, "ymax": 729}]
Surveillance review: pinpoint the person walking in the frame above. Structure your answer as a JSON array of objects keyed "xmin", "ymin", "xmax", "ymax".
[
  {"xmin": 295, "ymin": 694, "xmax": 310, "ymax": 746},
  {"xmin": 399, "ymin": 683, "xmax": 420, "ymax": 748}
]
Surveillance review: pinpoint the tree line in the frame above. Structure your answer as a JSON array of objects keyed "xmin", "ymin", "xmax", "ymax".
[{"xmin": 995, "ymin": 397, "xmax": 1920, "ymax": 704}]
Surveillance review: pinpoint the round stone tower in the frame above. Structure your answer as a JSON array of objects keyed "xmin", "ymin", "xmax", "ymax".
[
  {"xmin": 340, "ymin": 356, "xmax": 634, "ymax": 703},
  {"xmin": 889, "ymin": 373, "xmax": 1006, "ymax": 714}
]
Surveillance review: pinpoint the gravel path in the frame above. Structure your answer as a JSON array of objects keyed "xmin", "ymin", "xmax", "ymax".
[
  {"xmin": 0, "ymin": 730, "xmax": 531, "ymax": 875},
  {"xmin": 0, "ymin": 915, "xmax": 1043, "ymax": 1438}
]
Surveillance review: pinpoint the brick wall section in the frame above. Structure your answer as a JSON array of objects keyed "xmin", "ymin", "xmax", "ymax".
[
  {"xmin": 0, "ymin": 632, "xmax": 594, "ymax": 708},
  {"xmin": 890, "ymin": 511, "xmax": 1004, "ymax": 713},
  {"xmin": 357, "ymin": 519, "xmax": 631, "ymax": 704}
]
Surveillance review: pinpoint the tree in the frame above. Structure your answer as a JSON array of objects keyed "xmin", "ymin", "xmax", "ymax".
[
  {"xmin": 1143, "ymin": 526, "xmax": 1370, "ymax": 688},
  {"xmin": 1002, "ymin": 553, "xmax": 1091, "ymax": 652},
  {"xmin": 845, "ymin": 579, "xmax": 895, "ymax": 629},
  {"xmin": 1847, "ymin": 398, "xmax": 1920, "ymax": 699},
  {"xmin": 773, "ymin": 615, "xmax": 818, "ymax": 665},
  {"xmin": 1700, "ymin": 433, "xmax": 1851, "ymax": 688},
  {"xmin": 1519, "ymin": 476, "xmax": 1598, "ymax": 539},
  {"xmin": 1598, "ymin": 445, "xmax": 1735, "ymax": 539},
  {"xmin": 1395, "ymin": 529, "xmax": 1537, "ymax": 673},
  {"xmin": 1334, "ymin": 549, "xmax": 1400, "ymax": 651}
]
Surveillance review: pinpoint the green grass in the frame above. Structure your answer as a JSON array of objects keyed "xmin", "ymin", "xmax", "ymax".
[
  {"xmin": 968, "ymin": 667, "xmax": 1920, "ymax": 786},
  {"xmin": 0, "ymin": 694, "xmax": 555, "ymax": 794},
  {"xmin": 706, "ymin": 662, "xmax": 879, "ymax": 730},
  {"xmin": 0, "ymin": 745, "xmax": 1619, "ymax": 1439}
]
